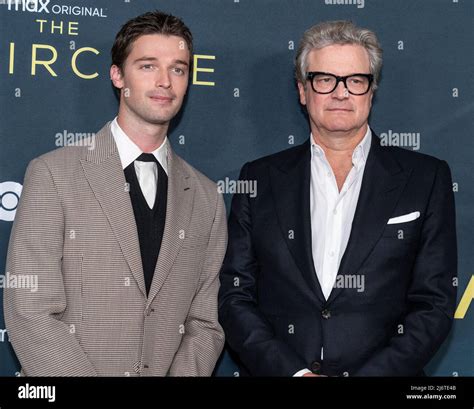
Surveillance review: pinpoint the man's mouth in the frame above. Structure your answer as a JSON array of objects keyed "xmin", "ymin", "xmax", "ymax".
[
  {"xmin": 149, "ymin": 94, "xmax": 174, "ymax": 103},
  {"xmin": 327, "ymin": 107, "xmax": 352, "ymax": 111}
]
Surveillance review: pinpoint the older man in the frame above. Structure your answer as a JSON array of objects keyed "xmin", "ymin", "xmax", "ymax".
[{"xmin": 219, "ymin": 20, "xmax": 457, "ymax": 376}]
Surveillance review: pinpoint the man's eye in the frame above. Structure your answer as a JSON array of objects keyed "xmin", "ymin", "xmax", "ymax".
[
  {"xmin": 141, "ymin": 64, "xmax": 154, "ymax": 70},
  {"xmin": 172, "ymin": 67, "xmax": 185, "ymax": 75},
  {"xmin": 316, "ymin": 77, "xmax": 332, "ymax": 83},
  {"xmin": 349, "ymin": 76, "xmax": 366, "ymax": 84}
]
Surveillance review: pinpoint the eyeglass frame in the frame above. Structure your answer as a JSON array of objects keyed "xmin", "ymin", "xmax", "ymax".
[{"xmin": 305, "ymin": 71, "xmax": 374, "ymax": 95}]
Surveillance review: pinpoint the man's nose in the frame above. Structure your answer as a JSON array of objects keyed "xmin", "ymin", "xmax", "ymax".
[
  {"xmin": 332, "ymin": 80, "xmax": 349, "ymax": 99},
  {"xmin": 155, "ymin": 69, "xmax": 171, "ymax": 88}
]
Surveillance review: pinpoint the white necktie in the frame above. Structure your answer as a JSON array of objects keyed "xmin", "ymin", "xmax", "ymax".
[{"xmin": 134, "ymin": 156, "xmax": 158, "ymax": 209}]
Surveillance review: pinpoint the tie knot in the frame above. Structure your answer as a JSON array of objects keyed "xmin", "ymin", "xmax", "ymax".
[{"xmin": 136, "ymin": 153, "xmax": 157, "ymax": 163}]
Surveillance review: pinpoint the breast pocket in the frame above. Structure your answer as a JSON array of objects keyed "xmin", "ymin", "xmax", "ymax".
[{"xmin": 180, "ymin": 234, "xmax": 209, "ymax": 250}]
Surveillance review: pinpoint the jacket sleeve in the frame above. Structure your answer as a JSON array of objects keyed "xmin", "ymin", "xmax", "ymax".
[
  {"xmin": 169, "ymin": 191, "xmax": 227, "ymax": 376},
  {"xmin": 354, "ymin": 160, "xmax": 457, "ymax": 376},
  {"xmin": 4, "ymin": 158, "xmax": 98, "ymax": 376},
  {"xmin": 218, "ymin": 163, "xmax": 307, "ymax": 376}
]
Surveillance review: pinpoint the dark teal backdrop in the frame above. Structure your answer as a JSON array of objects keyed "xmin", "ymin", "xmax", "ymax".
[{"xmin": 0, "ymin": 0, "xmax": 472, "ymax": 377}]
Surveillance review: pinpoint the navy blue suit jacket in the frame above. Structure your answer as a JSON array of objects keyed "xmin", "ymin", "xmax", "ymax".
[{"xmin": 218, "ymin": 133, "xmax": 457, "ymax": 376}]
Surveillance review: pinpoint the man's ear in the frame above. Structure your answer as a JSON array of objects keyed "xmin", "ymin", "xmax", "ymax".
[
  {"xmin": 297, "ymin": 81, "xmax": 307, "ymax": 106},
  {"xmin": 110, "ymin": 65, "xmax": 124, "ymax": 90}
]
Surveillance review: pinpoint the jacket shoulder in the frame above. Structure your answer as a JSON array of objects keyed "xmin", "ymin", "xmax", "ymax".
[
  {"xmin": 24, "ymin": 145, "xmax": 90, "ymax": 183},
  {"xmin": 378, "ymin": 142, "xmax": 448, "ymax": 173},
  {"xmin": 243, "ymin": 141, "xmax": 309, "ymax": 174},
  {"xmin": 36, "ymin": 145, "xmax": 89, "ymax": 165}
]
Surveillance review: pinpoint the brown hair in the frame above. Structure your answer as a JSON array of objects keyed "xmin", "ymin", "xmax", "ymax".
[{"xmin": 111, "ymin": 10, "xmax": 193, "ymax": 71}]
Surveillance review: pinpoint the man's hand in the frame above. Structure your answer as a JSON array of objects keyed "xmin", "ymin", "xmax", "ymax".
[{"xmin": 303, "ymin": 372, "xmax": 327, "ymax": 377}]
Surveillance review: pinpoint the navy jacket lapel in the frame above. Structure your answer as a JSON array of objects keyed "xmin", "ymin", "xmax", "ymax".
[
  {"xmin": 327, "ymin": 133, "xmax": 412, "ymax": 305},
  {"xmin": 270, "ymin": 141, "xmax": 326, "ymax": 304}
]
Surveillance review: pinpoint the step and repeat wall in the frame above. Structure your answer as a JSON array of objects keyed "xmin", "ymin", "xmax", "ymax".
[{"xmin": 0, "ymin": 0, "xmax": 472, "ymax": 376}]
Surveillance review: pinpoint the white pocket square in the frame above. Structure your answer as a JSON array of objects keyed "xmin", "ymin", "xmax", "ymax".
[{"xmin": 387, "ymin": 211, "xmax": 420, "ymax": 225}]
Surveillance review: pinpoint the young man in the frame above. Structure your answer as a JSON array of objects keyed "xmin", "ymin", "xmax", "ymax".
[
  {"xmin": 219, "ymin": 20, "xmax": 457, "ymax": 376},
  {"xmin": 4, "ymin": 11, "xmax": 227, "ymax": 376}
]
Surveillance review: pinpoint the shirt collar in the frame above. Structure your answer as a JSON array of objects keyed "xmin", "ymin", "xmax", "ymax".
[
  {"xmin": 110, "ymin": 117, "xmax": 168, "ymax": 175},
  {"xmin": 310, "ymin": 126, "xmax": 372, "ymax": 170}
]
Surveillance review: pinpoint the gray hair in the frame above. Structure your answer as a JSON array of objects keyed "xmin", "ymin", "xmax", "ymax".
[{"xmin": 295, "ymin": 20, "xmax": 383, "ymax": 90}]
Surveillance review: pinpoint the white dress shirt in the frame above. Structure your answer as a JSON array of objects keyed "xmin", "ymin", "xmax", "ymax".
[
  {"xmin": 310, "ymin": 126, "xmax": 371, "ymax": 300},
  {"xmin": 294, "ymin": 126, "xmax": 372, "ymax": 377},
  {"xmin": 110, "ymin": 117, "xmax": 168, "ymax": 209}
]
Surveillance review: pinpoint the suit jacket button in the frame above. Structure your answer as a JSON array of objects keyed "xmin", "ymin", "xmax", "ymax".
[
  {"xmin": 145, "ymin": 308, "xmax": 154, "ymax": 317},
  {"xmin": 321, "ymin": 309, "xmax": 331, "ymax": 319},
  {"xmin": 311, "ymin": 361, "xmax": 321, "ymax": 373}
]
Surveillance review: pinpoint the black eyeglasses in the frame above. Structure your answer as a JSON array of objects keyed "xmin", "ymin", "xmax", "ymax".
[{"xmin": 306, "ymin": 71, "xmax": 374, "ymax": 95}]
